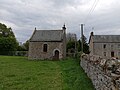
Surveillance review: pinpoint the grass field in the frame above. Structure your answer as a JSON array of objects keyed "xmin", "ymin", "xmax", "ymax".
[{"xmin": 0, "ymin": 56, "xmax": 95, "ymax": 90}]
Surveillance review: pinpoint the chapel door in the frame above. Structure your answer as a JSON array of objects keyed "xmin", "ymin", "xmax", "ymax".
[{"xmin": 54, "ymin": 50, "xmax": 59, "ymax": 60}]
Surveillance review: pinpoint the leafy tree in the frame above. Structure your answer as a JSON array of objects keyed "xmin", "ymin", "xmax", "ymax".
[
  {"xmin": 17, "ymin": 40, "xmax": 29, "ymax": 51},
  {"xmin": 77, "ymin": 39, "xmax": 82, "ymax": 51},
  {"xmin": 23, "ymin": 40, "xmax": 29, "ymax": 51},
  {"xmin": 66, "ymin": 33, "xmax": 77, "ymax": 42},
  {"xmin": 66, "ymin": 33, "xmax": 77, "ymax": 53},
  {"xmin": 67, "ymin": 40, "xmax": 75, "ymax": 52},
  {"xmin": 17, "ymin": 45, "xmax": 26, "ymax": 51},
  {"xmin": 0, "ymin": 23, "xmax": 15, "ymax": 37},
  {"xmin": 0, "ymin": 23, "xmax": 18, "ymax": 55},
  {"xmin": 66, "ymin": 33, "xmax": 89, "ymax": 54},
  {"xmin": 78, "ymin": 35, "xmax": 89, "ymax": 54}
]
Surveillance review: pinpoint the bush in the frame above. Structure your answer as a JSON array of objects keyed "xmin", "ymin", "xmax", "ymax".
[
  {"xmin": 0, "ymin": 51, "xmax": 28, "ymax": 56},
  {"xmin": 15, "ymin": 51, "xmax": 28, "ymax": 56}
]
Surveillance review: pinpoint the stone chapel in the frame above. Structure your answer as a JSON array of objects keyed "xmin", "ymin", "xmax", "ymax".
[{"xmin": 28, "ymin": 25, "xmax": 66, "ymax": 60}]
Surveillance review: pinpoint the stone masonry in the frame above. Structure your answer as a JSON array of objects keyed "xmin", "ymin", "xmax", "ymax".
[
  {"xmin": 81, "ymin": 54, "xmax": 120, "ymax": 90},
  {"xmin": 29, "ymin": 42, "xmax": 64, "ymax": 59},
  {"xmin": 28, "ymin": 25, "xmax": 66, "ymax": 60},
  {"xmin": 89, "ymin": 32, "xmax": 120, "ymax": 59}
]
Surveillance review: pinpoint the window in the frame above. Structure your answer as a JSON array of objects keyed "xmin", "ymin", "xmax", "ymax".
[
  {"xmin": 43, "ymin": 44, "xmax": 47, "ymax": 52},
  {"xmin": 111, "ymin": 45, "xmax": 113, "ymax": 50},
  {"xmin": 103, "ymin": 44, "xmax": 106, "ymax": 49},
  {"xmin": 118, "ymin": 44, "xmax": 120, "ymax": 49},
  {"xmin": 111, "ymin": 45, "xmax": 113, "ymax": 48},
  {"xmin": 104, "ymin": 52, "xmax": 106, "ymax": 56},
  {"xmin": 111, "ymin": 51, "xmax": 114, "ymax": 57},
  {"xmin": 118, "ymin": 52, "xmax": 120, "ymax": 56}
]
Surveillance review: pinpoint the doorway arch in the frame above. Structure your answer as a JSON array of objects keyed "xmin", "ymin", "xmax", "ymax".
[
  {"xmin": 53, "ymin": 49, "xmax": 60, "ymax": 60},
  {"xmin": 54, "ymin": 50, "xmax": 59, "ymax": 60}
]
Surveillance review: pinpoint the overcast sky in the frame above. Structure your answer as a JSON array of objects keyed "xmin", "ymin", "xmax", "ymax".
[{"xmin": 0, "ymin": 0, "xmax": 120, "ymax": 43}]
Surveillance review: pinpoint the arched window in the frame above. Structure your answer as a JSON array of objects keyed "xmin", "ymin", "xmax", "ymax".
[{"xmin": 43, "ymin": 44, "xmax": 47, "ymax": 52}]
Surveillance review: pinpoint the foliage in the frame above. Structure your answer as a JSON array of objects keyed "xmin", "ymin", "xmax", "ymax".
[
  {"xmin": 82, "ymin": 35, "xmax": 90, "ymax": 54},
  {"xmin": 0, "ymin": 56, "xmax": 95, "ymax": 90},
  {"xmin": 17, "ymin": 40, "xmax": 29, "ymax": 51},
  {"xmin": 17, "ymin": 45, "xmax": 26, "ymax": 51},
  {"xmin": 66, "ymin": 40, "xmax": 76, "ymax": 52},
  {"xmin": 0, "ymin": 23, "xmax": 15, "ymax": 38},
  {"xmin": 66, "ymin": 33, "xmax": 77, "ymax": 53},
  {"xmin": 23, "ymin": 40, "xmax": 29, "ymax": 51},
  {"xmin": 0, "ymin": 23, "xmax": 18, "ymax": 55},
  {"xmin": 0, "ymin": 37, "xmax": 18, "ymax": 55},
  {"xmin": 15, "ymin": 51, "xmax": 28, "ymax": 56},
  {"xmin": 66, "ymin": 35, "xmax": 89, "ymax": 54},
  {"xmin": 77, "ymin": 40, "xmax": 89, "ymax": 54},
  {"xmin": 82, "ymin": 35, "xmax": 87, "ymax": 44},
  {"xmin": 66, "ymin": 33, "xmax": 77, "ymax": 42},
  {"xmin": 83, "ymin": 43, "xmax": 89, "ymax": 54}
]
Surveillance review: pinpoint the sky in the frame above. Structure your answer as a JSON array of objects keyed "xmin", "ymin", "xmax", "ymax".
[{"xmin": 0, "ymin": 0, "xmax": 120, "ymax": 43}]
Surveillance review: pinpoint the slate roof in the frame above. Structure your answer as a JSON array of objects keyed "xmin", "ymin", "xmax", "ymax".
[
  {"xmin": 93, "ymin": 35, "xmax": 120, "ymax": 43},
  {"xmin": 30, "ymin": 30, "xmax": 64, "ymax": 42}
]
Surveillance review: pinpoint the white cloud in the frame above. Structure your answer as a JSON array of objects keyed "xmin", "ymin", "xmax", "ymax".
[{"xmin": 0, "ymin": 0, "xmax": 120, "ymax": 42}]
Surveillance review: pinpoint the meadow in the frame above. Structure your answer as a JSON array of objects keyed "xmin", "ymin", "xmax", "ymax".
[{"xmin": 0, "ymin": 56, "xmax": 95, "ymax": 90}]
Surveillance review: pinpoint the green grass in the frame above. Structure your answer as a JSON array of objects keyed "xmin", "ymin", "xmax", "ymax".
[{"xmin": 0, "ymin": 56, "xmax": 95, "ymax": 90}]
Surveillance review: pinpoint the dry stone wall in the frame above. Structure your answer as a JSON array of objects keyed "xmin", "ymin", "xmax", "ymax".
[{"xmin": 81, "ymin": 54, "xmax": 120, "ymax": 90}]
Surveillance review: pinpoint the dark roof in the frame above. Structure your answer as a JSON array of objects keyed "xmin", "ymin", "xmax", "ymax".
[
  {"xmin": 30, "ymin": 30, "xmax": 64, "ymax": 42},
  {"xmin": 93, "ymin": 35, "xmax": 120, "ymax": 43}
]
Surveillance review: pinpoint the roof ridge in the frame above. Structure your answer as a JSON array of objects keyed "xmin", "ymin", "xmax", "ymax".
[
  {"xmin": 36, "ymin": 29, "xmax": 63, "ymax": 31},
  {"xmin": 94, "ymin": 35, "xmax": 120, "ymax": 36}
]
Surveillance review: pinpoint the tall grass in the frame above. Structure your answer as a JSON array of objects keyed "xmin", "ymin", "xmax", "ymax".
[
  {"xmin": 0, "ymin": 56, "xmax": 94, "ymax": 90},
  {"xmin": 58, "ymin": 58, "xmax": 95, "ymax": 90}
]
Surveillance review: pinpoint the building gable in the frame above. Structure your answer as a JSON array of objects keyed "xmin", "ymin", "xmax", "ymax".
[{"xmin": 28, "ymin": 25, "xmax": 66, "ymax": 60}]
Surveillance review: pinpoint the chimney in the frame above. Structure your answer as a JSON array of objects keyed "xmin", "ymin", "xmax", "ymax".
[
  {"xmin": 62, "ymin": 24, "xmax": 66, "ymax": 58},
  {"xmin": 35, "ymin": 27, "xmax": 36, "ymax": 30},
  {"xmin": 91, "ymin": 32, "xmax": 94, "ymax": 36},
  {"xmin": 62, "ymin": 24, "xmax": 66, "ymax": 30}
]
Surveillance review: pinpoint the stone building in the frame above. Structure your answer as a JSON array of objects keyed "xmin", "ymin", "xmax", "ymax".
[
  {"xmin": 28, "ymin": 25, "xmax": 66, "ymax": 60},
  {"xmin": 89, "ymin": 32, "xmax": 120, "ymax": 59}
]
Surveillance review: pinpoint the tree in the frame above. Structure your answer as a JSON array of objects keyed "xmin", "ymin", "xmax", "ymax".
[
  {"xmin": 17, "ymin": 45, "xmax": 26, "ymax": 51},
  {"xmin": 0, "ymin": 23, "xmax": 18, "ymax": 55},
  {"xmin": 66, "ymin": 33, "xmax": 77, "ymax": 42},
  {"xmin": 0, "ymin": 23, "xmax": 15, "ymax": 37},
  {"xmin": 67, "ymin": 40, "xmax": 75, "ymax": 52},
  {"xmin": 17, "ymin": 40, "xmax": 29, "ymax": 51},
  {"xmin": 66, "ymin": 33, "xmax": 77, "ymax": 52},
  {"xmin": 23, "ymin": 40, "xmax": 29, "ymax": 51},
  {"xmin": 78, "ymin": 35, "xmax": 89, "ymax": 54}
]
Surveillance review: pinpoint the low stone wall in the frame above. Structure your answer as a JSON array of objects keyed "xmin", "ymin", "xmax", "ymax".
[{"xmin": 81, "ymin": 54, "xmax": 120, "ymax": 90}]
